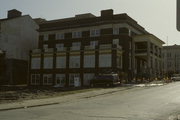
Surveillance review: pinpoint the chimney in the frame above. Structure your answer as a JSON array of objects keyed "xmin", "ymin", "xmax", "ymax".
[
  {"xmin": 7, "ymin": 9, "xmax": 22, "ymax": 19},
  {"xmin": 101, "ymin": 9, "xmax": 113, "ymax": 19}
]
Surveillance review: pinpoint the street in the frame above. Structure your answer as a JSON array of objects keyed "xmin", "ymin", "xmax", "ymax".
[{"xmin": 1, "ymin": 82, "xmax": 180, "ymax": 120}]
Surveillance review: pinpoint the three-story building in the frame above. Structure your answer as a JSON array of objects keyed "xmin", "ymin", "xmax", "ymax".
[{"xmin": 29, "ymin": 9, "xmax": 164, "ymax": 86}]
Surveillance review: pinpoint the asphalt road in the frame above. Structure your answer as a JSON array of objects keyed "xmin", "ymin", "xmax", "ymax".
[{"xmin": 1, "ymin": 82, "xmax": 180, "ymax": 120}]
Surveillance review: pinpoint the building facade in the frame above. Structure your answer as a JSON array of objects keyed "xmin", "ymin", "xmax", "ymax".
[
  {"xmin": 0, "ymin": 9, "xmax": 39, "ymax": 85},
  {"xmin": 29, "ymin": 9, "xmax": 164, "ymax": 87},
  {"xmin": 162, "ymin": 45, "xmax": 180, "ymax": 76},
  {"xmin": 133, "ymin": 35, "xmax": 165, "ymax": 80}
]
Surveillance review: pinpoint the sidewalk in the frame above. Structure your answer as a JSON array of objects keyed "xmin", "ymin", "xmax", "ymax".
[{"xmin": 0, "ymin": 82, "xmax": 167, "ymax": 111}]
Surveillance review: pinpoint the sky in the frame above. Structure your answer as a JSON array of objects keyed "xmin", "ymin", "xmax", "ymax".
[{"xmin": 0, "ymin": 0, "xmax": 179, "ymax": 45}]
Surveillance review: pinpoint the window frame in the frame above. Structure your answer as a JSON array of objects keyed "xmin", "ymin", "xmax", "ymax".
[
  {"xmin": 90, "ymin": 29, "xmax": 100, "ymax": 37},
  {"xmin": 43, "ymin": 74, "xmax": 53, "ymax": 85},
  {"xmin": 31, "ymin": 74, "xmax": 40, "ymax": 85},
  {"xmin": 31, "ymin": 57, "xmax": 41, "ymax": 69}
]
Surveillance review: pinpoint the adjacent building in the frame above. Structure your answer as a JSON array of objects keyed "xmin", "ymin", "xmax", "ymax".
[
  {"xmin": 29, "ymin": 9, "xmax": 164, "ymax": 87},
  {"xmin": 0, "ymin": 9, "xmax": 39, "ymax": 85},
  {"xmin": 162, "ymin": 44, "xmax": 180, "ymax": 76}
]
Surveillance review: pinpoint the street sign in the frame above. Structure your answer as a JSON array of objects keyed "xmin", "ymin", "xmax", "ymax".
[{"xmin": 177, "ymin": 0, "xmax": 180, "ymax": 31}]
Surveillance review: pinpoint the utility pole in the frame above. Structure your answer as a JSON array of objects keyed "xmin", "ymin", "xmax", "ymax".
[
  {"xmin": 177, "ymin": 0, "xmax": 180, "ymax": 31},
  {"xmin": 175, "ymin": 53, "xmax": 176, "ymax": 73}
]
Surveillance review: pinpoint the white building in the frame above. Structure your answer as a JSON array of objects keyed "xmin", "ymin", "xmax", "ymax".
[
  {"xmin": 0, "ymin": 9, "xmax": 39, "ymax": 85},
  {"xmin": 162, "ymin": 45, "xmax": 180, "ymax": 76}
]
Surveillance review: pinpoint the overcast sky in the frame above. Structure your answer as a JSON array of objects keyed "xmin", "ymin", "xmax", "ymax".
[{"xmin": 0, "ymin": 0, "xmax": 179, "ymax": 45}]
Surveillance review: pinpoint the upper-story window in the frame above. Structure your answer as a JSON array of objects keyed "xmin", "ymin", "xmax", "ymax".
[
  {"xmin": 43, "ymin": 57, "xmax": 53, "ymax": 69},
  {"xmin": 56, "ymin": 44, "xmax": 64, "ymax": 49},
  {"xmin": 113, "ymin": 39, "xmax": 119, "ymax": 45},
  {"xmin": 90, "ymin": 41, "xmax": 98, "ymax": 47},
  {"xmin": 90, "ymin": 29, "xmax": 100, "ymax": 37},
  {"xmin": 99, "ymin": 54, "xmax": 112, "ymax": 67},
  {"xmin": 72, "ymin": 31, "xmax": 82, "ymax": 38},
  {"xmin": 167, "ymin": 53, "xmax": 171, "ymax": 58},
  {"xmin": 128, "ymin": 30, "xmax": 131, "ymax": 36},
  {"xmin": 129, "ymin": 41, "xmax": 132, "ymax": 50},
  {"xmin": 113, "ymin": 28, "xmax": 119, "ymax": 35},
  {"xmin": 71, "ymin": 42, "xmax": 81, "ymax": 50},
  {"xmin": 43, "ymin": 44, "xmax": 48, "ymax": 49},
  {"xmin": 44, "ymin": 34, "xmax": 48, "ymax": 41},
  {"xmin": 72, "ymin": 42, "xmax": 81, "ymax": 47},
  {"xmin": 56, "ymin": 33, "xmax": 64, "ymax": 40},
  {"xmin": 31, "ymin": 57, "xmax": 41, "ymax": 69},
  {"xmin": 56, "ymin": 43, "xmax": 64, "ymax": 51}
]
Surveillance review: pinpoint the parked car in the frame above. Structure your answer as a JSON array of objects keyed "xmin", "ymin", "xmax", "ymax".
[
  {"xmin": 90, "ymin": 74, "xmax": 121, "ymax": 87},
  {"xmin": 171, "ymin": 74, "xmax": 180, "ymax": 81}
]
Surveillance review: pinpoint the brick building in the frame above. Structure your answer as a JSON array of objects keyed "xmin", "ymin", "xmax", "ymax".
[{"xmin": 29, "ymin": 9, "xmax": 164, "ymax": 87}]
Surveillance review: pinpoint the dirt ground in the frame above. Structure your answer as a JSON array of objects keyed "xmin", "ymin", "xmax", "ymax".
[
  {"xmin": 0, "ymin": 86, "xmax": 98, "ymax": 104},
  {"xmin": 0, "ymin": 80, "xmax": 170, "ymax": 104}
]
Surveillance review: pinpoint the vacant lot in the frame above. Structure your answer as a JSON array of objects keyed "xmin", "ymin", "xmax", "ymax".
[{"xmin": 0, "ymin": 86, "xmax": 101, "ymax": 104}]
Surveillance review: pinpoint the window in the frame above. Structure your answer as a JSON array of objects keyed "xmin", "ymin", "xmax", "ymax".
[
  {"xmin": 83, "ymin": 73, "xmax": 94, "ymax": 86},
  {"xmin": 129, "ymin": 41, "xmax": 132, "ymax": 49},
  {"xmin": 90, "ymin": 29, "xmax": 100, "ymax": 37},
  {"xmin": 99, "ymin": 54, "xmax": 112, "ymax": 67},
  {"xmin": 117, "ymin": 56, "xmax": 122, "ymax": 68},
  {"xmin": 113, "ymin": 28, "xmax": 119, "ymax": 35},
  {"xmin": 113, "ymin": 39, "xmax": 119, "ymax": 45},
  {"xmin": 128, "ymin": 30, "xmax": 131, "ymax": 36},
  {"xmin": 44, "ymin": 34, "xmax": 48, "ymax": 41},
  {"xmin": 167, "ymin": 62, "xmax": 171, "ymax": 68},
  {"xmin": 56, "ymin": 33, "xmax": 64, "ymax": 40},
  {"xmin": 43, "ymin": 44, "xmax": 48, "ymax": 49},
  {"xmin": 72, "ymin": 42, "xmax": 81, "ymax": 47},
  {"xmin": 72, "ymin": 31, "xmax": 82, "ymax": 38},
  {"xmin": 56, "ymin": 56, "xmax": 66, "ymax": 68},
  {"xmin": 129, "ymin": 55, "xmax": 132, "ymax": 69},
  {"xmin": 43, "ymin": 74, "xmax": 53, "ymax": 85},
  {"xmin": 151, "ymin": 57, "xmax": 153, "ymax": 68},
  {"xmin": 90, "ymin": 41, "xmax": 98, "ymax": 47},
  {"xmin": 69, "ymin": 56, "xmax": 80, "ymax": 68},
  {"xmin": 43, "ymin": 57, "xmax": 53, "ymax": 69},
  {"xmin": 31, "ymin": 57, "xmax": 41, "ymax": 69},
  {"xmin": 55, "ymin": 74, "xmax": 65, "ymax": 86},
  {"xmin": 31, "ymin": 74, "xmax": 40, "ymax": 85},
  {"xmin": 69, "ymin": 74, "xmax": 80, "ymax": 86},
  {"xmin": 56, "ymin": 44, "xmax": 65, "ymax": 51},
  {"xmin": 56, "ymin": 44, "xmax": 64, "ymax": 49},
  {"xmin": 167, "ymin": 53, "xmax": 171, "ymax": 58},
  {"xmin": 84, "ymin": 55, "xmax": 95, "ymax": 68},
  {"xmin": 71, "ymin": 42, "xmax": 81, "ymax": 50}
]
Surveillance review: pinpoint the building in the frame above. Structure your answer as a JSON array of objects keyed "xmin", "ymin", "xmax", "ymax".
[
  {"xmin": 133, "ymin": 34, "xmax": 165, "ymax": 80},
  {"xmin": 29, "ymin": 9, "xmax": 164, "ymax": 87},
  {"xmin": 0, "ymin": 9, "xmax": 39, "ymax": 85},
  {"xmin": 162, "ymin": 44, "xmax": 180, "ymax": 76},
  {"xmin": 0, "ymin": 50, "xmax": 5, "ymax": 84}
]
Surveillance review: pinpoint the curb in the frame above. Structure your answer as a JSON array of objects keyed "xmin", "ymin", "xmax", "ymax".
[{"xmin": 0, "ymin": 102, "xmax": 59, "ymax": 112}]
